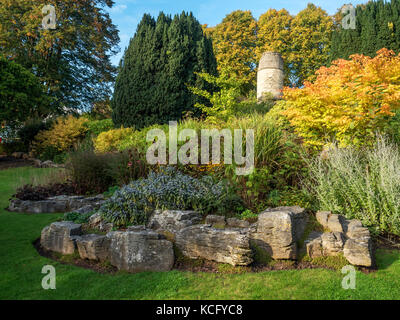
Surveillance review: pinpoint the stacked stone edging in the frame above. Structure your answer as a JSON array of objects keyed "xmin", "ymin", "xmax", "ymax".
[
  {"xmin": 39, "ymin": 207, "xmax": 375, "ymax": 273},
  {"xmin": 8, "ymin": 194, "xmax": 105, "ymax": 214}
]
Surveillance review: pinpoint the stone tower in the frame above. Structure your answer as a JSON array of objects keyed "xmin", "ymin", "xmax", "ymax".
[{"xmin": 257, "ymin": 52, "xmax": 284, "ymax": 100}]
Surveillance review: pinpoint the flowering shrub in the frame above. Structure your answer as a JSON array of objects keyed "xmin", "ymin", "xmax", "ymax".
[
  {"xmin": 99, "ymin": 167, "xmax": 243, "ymax": 227},
  {"xmin": 282, "ymin": 49, "xmax": 400, "ymax": 148},
  {"xmin": 32, "ymin": 115, "xmax": 89, "ymax": 155},
  {"xmin": 93, "ymin": 127, "xmax": 134, "ymax": 153}
]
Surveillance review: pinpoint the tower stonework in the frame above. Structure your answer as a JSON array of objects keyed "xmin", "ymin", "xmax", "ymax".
[{"xmin": 257, "ymin": 52, "xmax": 284, "ymax": 100}]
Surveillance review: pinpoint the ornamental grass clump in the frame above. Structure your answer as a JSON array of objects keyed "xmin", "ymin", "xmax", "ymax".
[
  {"xmin": 99, "ymin": 167, "xmax": 242, "ymax": 227},
  {"xmin": 305, "ymin": 136, "xmax": 400, "ymax": 236}
]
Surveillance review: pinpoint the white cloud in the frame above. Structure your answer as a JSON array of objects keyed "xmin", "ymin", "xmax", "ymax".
[{"xmin": 110, "ymin": 4, "xmax": 127, "ymax": 14}]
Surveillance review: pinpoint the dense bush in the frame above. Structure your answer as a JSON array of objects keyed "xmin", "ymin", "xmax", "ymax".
[
  {"xmin": 99, "ymin": 167, "xmax": 243, "ymax": 227},
  {"xmin": 225, "ymin": 113, "xmax": 308, "ymax": 209},
  {"xmin": 17, "ymin": 119, "xmax": 52, "ymax": 151},
  {"xmin": 85, "ymin": 119, "xmax": 114, "ymax": 137},
  {"xmin": 305, "ymin": 136, "xmax": 400, "ymax": 236},
  {"xmin": 282, "ymin": 49, "xmax": 400, "ymax": 149},
  {"xmin": 66, "ymin": 149, "xmax": 116, "ymax": 195},
  {"xmin": 93, "ymin": 127, "xmax": 134, "ymax": 153},
  {"xmin": 0, "ymin": 57, "xmax": 50, "ymax": 127},
  {"xmin": 105, "ymin": 149, "xmax": 149, "ymax": 186},
  {"xmin": 32, "ymin": 115, "xmax": 89, "ymax": 158}
]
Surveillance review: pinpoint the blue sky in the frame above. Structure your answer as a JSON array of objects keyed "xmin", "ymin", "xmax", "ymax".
[{"xmin": 106, "ymin": 0, "xmax": 367, "ymax": 65}]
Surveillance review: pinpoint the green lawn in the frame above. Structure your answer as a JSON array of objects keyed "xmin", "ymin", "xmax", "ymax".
[{"xmin": 1, "ymin": 167, "xmax": 400, "ymax": 300}]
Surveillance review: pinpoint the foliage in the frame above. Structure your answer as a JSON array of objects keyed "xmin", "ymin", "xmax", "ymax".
[
  {"xmin": 89, "ymin": 98, "xmax": 113, "ymax": 120},
  {"xmin": 331, "ymin": 0, "xmax": 400, "ymax": 61},
  {"xmin": 305, "ymin": 136, "xmax": 400, "ymax": 236},
  {"xmin": 64, "ymin": 211, "xmax": 93, "ymax": 224},
  {"xmin": 105, "ymin": 149, "xmax": 149, "ymax": 186},
  {"xmin": 282, "ymin": 49, "xmax": 400, "ymax": 149},
  {"xmin": 188, "ymin": 73, "xmax": 274, "ymax": 123},
  {"xmin": 288, "ymin": 3, "xmax": 333, "ymax": 86},
  {"xmin": 85, "ymin": 119, "xmax": 114, "ymax": 137},
  {"xmin": 99, "ymin": 167, "xmax": 243, "ymax": 227},
  {"xmin": 205, "ymin": 5, "xmax": 333, "ymax": 88},
  {"xmin": 93, "ymin": 127, "xmax": 134, "ymax": 153},
  {"xmin": 32, "ymin": 115, "xmax": 89, "ymax": 157},
  {"xmin": 225, "ymin": 113, "xmax": 308, "ymax": 209},
  {"xmin": 17, "ymin": 119, "xmax": 52, "ymax": 151},
  {"xmin": 66, "ymin": 149, "xmax": 116, "ymax": 195},
  {"xmin": 14, "ymin": 183, "xmax": 76, "ymax": 201},
  {"xmin": 112, "ymin": 12, "xmax": 217, "ymax": 129},
  {"xmin": 207, "ymin": 10, "xmax": 257, "ymax": 90},
  {"xmin": 0, "ymin": 58, "xmax": 50, "ymax": 126},
  {"xmin": 0, "ymin": 0, "xmax": 119, "ymax": 111}
]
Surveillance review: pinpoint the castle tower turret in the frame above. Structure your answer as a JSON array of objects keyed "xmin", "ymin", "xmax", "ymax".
[{"xmin": 257, "ymin": 52, "xmax": 284, "ymax": 100}]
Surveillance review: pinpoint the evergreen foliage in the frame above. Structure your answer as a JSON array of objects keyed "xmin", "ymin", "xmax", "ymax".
[
  {"xmin": 112, "ymin": 12, "xmax": 217, "ymax": 129},
  {"xmin": 331, "ymin": 0, "xmax": 400, "ymax": 60}
]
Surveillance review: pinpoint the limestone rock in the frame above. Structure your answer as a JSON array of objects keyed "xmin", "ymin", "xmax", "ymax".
[
  {"xmin": 107, "ymin": 229, "xmax": 174, "ymax": 272},
  {"xmin": 251, "ymin": 206, "xmax": 308, "ymax": 260},
  {"xmin": 344, "ymin": 238, "xmax": 373, "ymax": 267},
  {"xmin": 205, "ymin": 215, "xmax": 226, "ymax": 228},
  {"xmin": 327, "ymin": 214, "xmax": 344, "ymax": 233},
  {"xmin": 305, "ymin": 231, "xmax": 324, "ymax": 259},
  {"xmin": 176, "ymin": 225, "xmax": 252, "ymax": 266},
  {"xmin": 226, "ymin": 218, "xmax": 250, "ymax": 229},
  {"xmin": 88, "ymin": 212, "xmax": 113, "ymax": 233},
  {"xmin": 316, "ymin": 211, "xmax": 330, "ymax": 228},
  {"xmin": 76, "ymin": 234, "xmax": 110, "ymax": 261},
  {"xmin": 148, "ymin": 210, "xmax": 202, "ymax": 234},
  {"xmin": 8, "ymin": 194, "xmax": 105, "ymax": 214},
  {"xmin": 321, "ymin": 232, "xmax": 345, "ymax": 256},
  {"xmin": 40, "ymin": 222, "xmax": 82, "ymax": 254}
]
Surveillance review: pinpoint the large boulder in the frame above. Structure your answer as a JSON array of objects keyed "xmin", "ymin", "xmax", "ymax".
[
  {"xmin": 251, "ymin": 206, "xmax": 308, "ymax": 260},
  {"xmin": 176, "ymin": 225, "xmax": 252, "ymax": 266},
  {"xmin": 40, "ymin": 222, "xmax": 82, "ymax": 255},
  {"xmin": 76, "ymin": 234, "xmax": 110, "ymax": 261},
  {"xmin": 344, "ymin": 238, "xmax": 373, "ymax": 267},
  {"xmin": 107, "ymin": 229, "xmax": 174, "ymax": 272},
  {"xmin": 147, "ymin": 210, "xmax": 202, "ymax": 235}
]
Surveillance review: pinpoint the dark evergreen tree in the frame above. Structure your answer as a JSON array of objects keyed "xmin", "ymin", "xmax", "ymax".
[
  {"xmin": 331, "ymin": 0, "xmax": 400, "ymax": 61},
  {"xmin": 112, "ymin": 12, "xmax": 217, "ymax": 129}
]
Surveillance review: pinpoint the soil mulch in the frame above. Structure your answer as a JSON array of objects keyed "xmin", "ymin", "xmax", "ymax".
[{"xmin": 0, "ymin": 155, "xmax": 34, "ymax": 170}]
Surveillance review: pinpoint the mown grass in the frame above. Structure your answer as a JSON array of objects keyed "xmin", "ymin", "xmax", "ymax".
[{"xmin": 1, "ymin": 167, "xmax": 400, "ymax": 300}]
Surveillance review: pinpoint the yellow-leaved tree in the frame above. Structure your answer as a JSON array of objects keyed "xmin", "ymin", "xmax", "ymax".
[
  {"xmin": 208, "ymin": 10, "xmax": 257, "ymax": 90},
  {"xmin": 282, "ymin": 49, "xmax": 400, "ymax": 148}
]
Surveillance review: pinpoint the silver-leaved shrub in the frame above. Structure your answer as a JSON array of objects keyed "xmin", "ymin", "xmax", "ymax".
[{"xmin": 98, "ymin": 167, "xmax": 242, "ymax": 227}]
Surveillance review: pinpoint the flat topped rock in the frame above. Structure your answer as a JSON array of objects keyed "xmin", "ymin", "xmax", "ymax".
[
  {"xmin": 107, "ymin": 229, "xmax": 174, "ymax": 272},
  {"xmin": 40, "ymin": 221, "xmax": 82, "ymax": 255},
  {"xmin": 176, "ymin": 225, "xmax": 252, "ymax": 266}
]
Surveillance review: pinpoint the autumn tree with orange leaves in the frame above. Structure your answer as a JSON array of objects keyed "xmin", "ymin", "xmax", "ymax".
[{"xmin": 282, "ymin": 49, "xmax": 400, "ymax": 149}]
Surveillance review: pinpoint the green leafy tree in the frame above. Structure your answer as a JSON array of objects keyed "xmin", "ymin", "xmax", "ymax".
[
  {"xmin": 112, "ymin": 12, "xmax": 217, "ymax": 129},
  {"xmin": 0, "ymin": 57, "xmax": 49, "ymax": 126},
  {"xmin": 0, "ymin": 0, "xmax": 119, "ymax": 112},
  {"xmin": 289, "ymin": 3, "xmax": 333, "ymax": 86}
]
